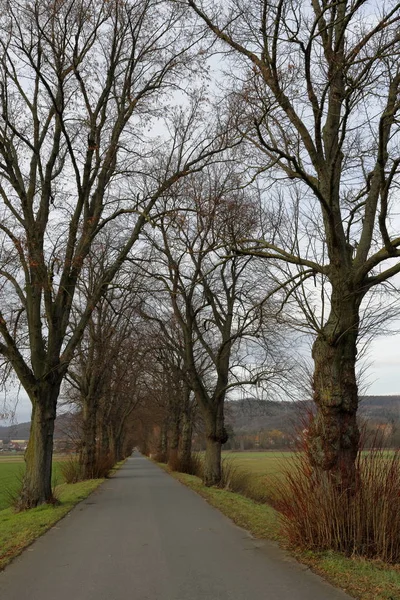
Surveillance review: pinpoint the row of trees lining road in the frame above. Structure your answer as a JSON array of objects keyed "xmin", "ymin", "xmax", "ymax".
[
  {"xmin": 137, "ymin": 168, "xmax": 294, "ymax": 485},
  {"xmin": 189, "ymin": 0, "xmax": 400, "ymax": 489},
  {"xmin": 0, "ymin": 0, "xmax": 399, "ymax": 510},
  {"xmin": 64, "ymin": 249, "xmax": 145, "ymax": 479},
  {"xmin": 0, "ymin": 0, "xmax": 232, "ymax": 508}
]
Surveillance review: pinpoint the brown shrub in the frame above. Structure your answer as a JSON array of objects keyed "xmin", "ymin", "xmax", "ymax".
[
  {"xmin": 151, "ymin": 451, "xmax": 168, "ymax": 464},
  {"xmin": 271, "ymin": 445, "xmax": 400, "ymax": 563},
  {"xmin": 59, "ymin": 456, "xmax": 84, "ymax": 483},
  {"xmin": 169, "ymin": 452, "xmax": 204, "ymax": 477},
  {"xmin": 60, "ymin": 454, "xmax": 114, "ymax": 483},
  {"xmin": 90, "ymin": 453, "xmax": 115, "ymax": 479}
]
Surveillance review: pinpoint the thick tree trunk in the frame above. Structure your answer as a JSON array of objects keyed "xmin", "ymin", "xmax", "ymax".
[
  {"xmin": 79, "ymin": 394, "xmax": 98, "ymax": 480},
  {"xmin": 107, "ymin": 427, "xmax": 116, "ymax": 463},
  {"xmin": 308, "ymin": 288, "xmax": 361, "ymax": 489},
  {"xmin": 19, "ymin": 382, "xmax": 60, "ymax": 509},
  {"xmin": 98, "ymin": 418, "xmax": 110, "ymax": 463},
  {"xmin": 114, "ymin": 432, "xmax": 124, "ymax": 463},
  {"xmin": 204, "ymin": 436, "xmax": 222, "ymax": 486},
  {"xmin": 203, "ymin": 402, "xmax": 228, "ymax": 486},
  {"xmin": 179, "ymin": 411, "xmax": 193, "ymax": 472},
  {"xmin": 168, "ymin": 415, "xmax": 180, "ymax": 469}
]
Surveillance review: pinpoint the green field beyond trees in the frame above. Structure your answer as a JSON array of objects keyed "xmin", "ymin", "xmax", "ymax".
[
  {"xmin": 222, "ymin": 451, "xmax": 295, "ymax": 476},
  {"xmin": 0, "ymin": 457, "xmax": 67, "ymax": 511}
]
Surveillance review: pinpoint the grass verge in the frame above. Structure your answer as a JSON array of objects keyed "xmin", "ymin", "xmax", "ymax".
[
  {"xmin": 0, "ymin": 458, "xmax": 126, "ymax": 571},
  {"xmin": 0, "ymin": 479, "xmax": 103, "ymax": 570},
  {"xmin": 164, "ymin": 467, "xmax": 400, "ymax": 600}
]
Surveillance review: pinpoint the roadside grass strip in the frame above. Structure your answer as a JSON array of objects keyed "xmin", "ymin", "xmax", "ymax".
[
  {"xmin": 0, "ymin": 479, "xmax": 103, "ymax": 570},
  {"xmin": 0, "ymin": 458, "xmax": 126, "ymax": 570},
  {"xmin": 165, "ymin": 467, "xmax": 400, "ymax": 600}
]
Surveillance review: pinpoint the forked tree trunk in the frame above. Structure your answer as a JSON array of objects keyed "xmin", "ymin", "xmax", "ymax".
[
  {"xmin": 203, "ymin": 401, "xmax": 228, "ymax": 487},
  {"xmin": 19, "ymin": 382, "xmax": 60, "ymax": 509},
  {"xmin": 79, "ymin": 394, "xmax": 98, "ymax": 480},
  {"xmin": 308, "ymin": 288, "xmax": 361, "ymax": 489}
]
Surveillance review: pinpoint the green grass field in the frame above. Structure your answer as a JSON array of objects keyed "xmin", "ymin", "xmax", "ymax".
[
  {"xmin": 222, "ymin": 451, "xmax": 296, "ymax": 477},
  {"xmin": 0, "ymin": 455, "xmax": 69, "ymax": 511}
]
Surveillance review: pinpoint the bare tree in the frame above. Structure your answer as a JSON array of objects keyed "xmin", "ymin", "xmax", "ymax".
[
  {"xmin": 0, "ymin": 0, "xmax": 231, "ymax": 507},
  {"xmin": 141, "ymin": 168, "xmax": 287, "ymax": 485},
  {"xmin": 189, "ymin": 0, "xmax": 400, "ymax": 488},
  {"xmin": 66, "ymin": 250, "xmax": 142, "ymax": 477}
]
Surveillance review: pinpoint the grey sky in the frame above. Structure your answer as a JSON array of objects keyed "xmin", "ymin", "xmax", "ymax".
[{"xmin": 1, "ymin": 328, "xmax": 398, "ymax": 426}]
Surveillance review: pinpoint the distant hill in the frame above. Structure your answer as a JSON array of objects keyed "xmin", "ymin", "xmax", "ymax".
[
  {"xmin": 225, "ymin": 395, "xmax": 400, "ymax": 434},
  {"xmin": 1, "ymin": 396, "xmax": 399, "ymax": 443},
  {"xmin": 0, "ymin": 413, "xmax": 74, "ymax": 441},
  {"xmin": 359, "ymin": 396, "xmax": 400, "ymax": 421}
]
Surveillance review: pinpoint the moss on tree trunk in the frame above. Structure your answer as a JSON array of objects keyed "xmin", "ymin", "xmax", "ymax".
[
  {"xmin": 308, "ymin": 290, "xmax": 361, "ymax": 489},
  {"xmin": 18, "ymin": 383, "xmax": 59, "ymax": 509}
]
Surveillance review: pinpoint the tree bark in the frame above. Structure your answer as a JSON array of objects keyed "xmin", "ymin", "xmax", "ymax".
[
  {"xmin": 98, "ymin": 417, "xmax": 110, "ymax": 463},
  {"xmin": 79, "ymin": 394, "xmax": 98, "ymax": 480},
  {"xmin": 113, "ymin": 434, "xmax": 123, "ymax": 463},
  {"xmin": 308, "ymin": 285, "xmax": 361, "ymax": 489},
  {"xmin": 168, "ymin": 414, "xmax": 181, "ymax": 469},
  {"xmin": 159, "ymin": 420, "xmax": 168, "ymax": 463},
  {"xmin": 179, "ymin": 411, "xmax": 193, "ymax": 472},
  {"xmin": 18, "ymin": 382, "xmax": 60, "ymax": 509},
  {"xmin": 203, "ymin": 402, "xmax": 228, "ymax": 486},
  {"xmin": 204, "ymin": 436, "xmax": 222, "ymax": 486}
]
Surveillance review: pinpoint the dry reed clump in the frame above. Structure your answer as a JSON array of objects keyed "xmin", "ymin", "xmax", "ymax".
[
  {"xmin": 89, "ymin": 453, "xmax": 115, "ymax": 478},
  {"xmin": 59, "ymin": 456, "xmax": 83, "ymax": 483},
  {"xmin": 60, "ymin": 453, "xmax": 114, "ymax": 482},
  {"xmin": 271, "ymin": 446, "xmax": 400, "ymax": 563},
  {"xmin": 171, "ymin": 452, "xmax": 204, "ymax": 477},
  {"xmin": 151, "ymin": 451, "xmax": 168, "ymax": 464}
]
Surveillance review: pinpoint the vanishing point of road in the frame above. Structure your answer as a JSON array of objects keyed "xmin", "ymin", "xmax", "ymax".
[{"xmin": 0, "ymin": 454, "xmax": 352, "ymax": 600}]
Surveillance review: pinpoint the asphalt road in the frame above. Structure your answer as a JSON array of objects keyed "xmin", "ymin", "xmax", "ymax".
[{"xmin": 0, "ymin": 454, "xmax": 352, "ymax": 600}]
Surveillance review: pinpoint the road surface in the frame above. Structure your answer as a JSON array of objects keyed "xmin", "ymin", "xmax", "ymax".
[{"xmin": 0, "ymin": 454, "xmax": 352, "ymax": 599}]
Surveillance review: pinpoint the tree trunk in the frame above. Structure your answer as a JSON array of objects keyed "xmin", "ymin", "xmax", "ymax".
[
  {"xmin": 203, "ymin": 402, "xmax": 228, "ymax": 486},
  {"xmin": 168, "ymin": 415, "xmax": 180, "ymax": 469},
  {"xmin": 19, "ymin": 382, "xmax": 60, "ymax": 509},
  {"xmin": 107, "ymin": 426, "xmax": 116, "ymax": 463},
  {"xmin": 98, "ymin": 417, "xmax": 110, "ymax": 463},
  {"xmin": 159, "ymin": 420, "xmax": 168, "ymax": 463},
  {"xmin": 79, "ymin": 394, "xmax": 98, "ymax": 480},
  {"xmin": 179, "ymin": 411, "xmax": 193, "ymax": 472},
  {"xmin": 308, "ymin": 288, "xmax": 361, "ymax": 489},
  {"xmin": 114, "ymin": 432, "xmax": 123, "ymax": 463},
  {"xmin": 204, "ymin": 436, "xmax": 222, "ymax": 486}
]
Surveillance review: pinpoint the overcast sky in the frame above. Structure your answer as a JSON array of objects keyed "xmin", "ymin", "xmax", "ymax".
[
  {"xmin": 366, "ymin": 333, "xmax": 400, "ymax": 395},
  {"xmin": 1, "ymin": 327, "xmax": 398, "ymax": 426}
]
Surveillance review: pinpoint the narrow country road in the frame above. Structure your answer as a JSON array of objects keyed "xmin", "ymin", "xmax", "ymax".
[{"xmin": 0, "ymin": 454, "xmax": 352, "ymax": 599}]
